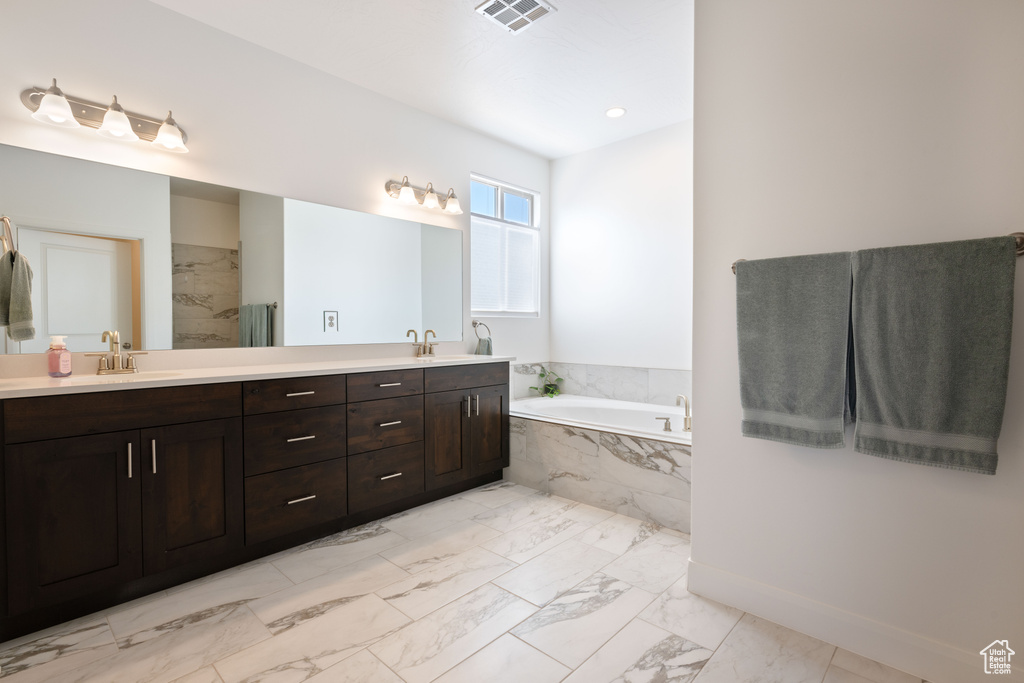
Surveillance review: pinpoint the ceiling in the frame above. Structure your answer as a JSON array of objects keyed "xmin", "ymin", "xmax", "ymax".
[{"xmin": 149, "ymin": 0, "xmax": 693, "ymax": 160}]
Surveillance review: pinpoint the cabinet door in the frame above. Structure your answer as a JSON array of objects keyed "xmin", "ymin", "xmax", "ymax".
[
  {"xmin": 424, "ymin": 388, "xmax": 472, "ymax": 490},
  {"xmin": 5, "ymin": 431, "xmax": 142, "ymax": 614},
  {"xmin": 141, "ymin": 418, "xmax": 243, "ymax": 573},
  {"xmin": 469, "ymin": 384, "xmax": 509, "ymax": 476}
]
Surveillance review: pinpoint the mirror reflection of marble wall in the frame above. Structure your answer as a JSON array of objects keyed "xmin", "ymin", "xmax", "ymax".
[
  {"xmin": 171, "ymin": 244, "xmax": 240, "ymax": 349},
  {"xmin": 0, "ymin": 143, "xmax": 463, "ymax": 352}
]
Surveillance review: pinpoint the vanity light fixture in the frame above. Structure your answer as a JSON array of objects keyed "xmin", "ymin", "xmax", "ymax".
[
  {"xmin": 385, "ymin": 178, "xmax": 464, "ymax": 215},
  {"xmin": 30, "ymin": 79, "xmax": 80, "ymax": 128},
  {"xmin": 97, "ymin": 96, "xmax": 139, "ymax": 141},
  {"xmin": 21, "ymin": 79, "xmax": 189, "ymax": 152}
]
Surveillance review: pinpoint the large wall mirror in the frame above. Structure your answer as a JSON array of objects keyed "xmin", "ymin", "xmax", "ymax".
[{"xmin": 0, "ymin": 144, "xmax": 463, "ymax": 354}]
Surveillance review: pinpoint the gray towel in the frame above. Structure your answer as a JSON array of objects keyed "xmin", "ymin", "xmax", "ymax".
[
  {"xmin": 736, "ymin": 252, "xmax": 853, "ymax": 448},
  {"xmin": 475, "ymin": 336, "xmax": 492, "ymax": 355},
  {"xmin": 0, "ymin": 250, "xmax": 35, "ymax": 341},
  {"xmin": 240, "ymin": 303, "xmax": 273, "ymax": 347},
  {"xmin": 852, "ymin": 237, "xmax": 1015, "ymax": 475}
]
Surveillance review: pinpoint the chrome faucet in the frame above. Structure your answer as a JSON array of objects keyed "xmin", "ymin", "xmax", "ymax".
[
  {"xmin": 676, "ymin": 395, "xmax": 692, "ymax": 432},
  {"xmin": 85, "ymin": 330, "xmax": 146, "ymax": 374}
]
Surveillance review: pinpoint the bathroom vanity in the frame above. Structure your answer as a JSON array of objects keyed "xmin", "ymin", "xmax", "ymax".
[{"xmin": 0, "ymin": 357, "xmax": 510, "ymax": 641}]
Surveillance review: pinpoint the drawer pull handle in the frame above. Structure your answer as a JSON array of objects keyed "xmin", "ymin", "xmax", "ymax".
[
  {"xmin": 152, "ymin": 440, "xmax": 157, "ymax": 474},
  {"xmin": 127, "ymin": 442, "xmax": 133, "ymax": 479},
  {"xmin": 286, "ymin": 391, "xmax": 316, "ymax": 397},
  {"xmin": 287, "ymin": 435, "xmax": 316, "ymax": 443},
  {"xmin": 378, "ymin": 382, "xmax": 402, "ymax": 387},
  {"xmin": 287, "ymin": 494, "xmax": 317, "ymax": 505},
  {"xmin": 379, "ymin": 420, "xmax": 403, "ymax": 427},
  {"xmin": 380, "ymin": 472, "xmax": 403, "ymax": 481}
]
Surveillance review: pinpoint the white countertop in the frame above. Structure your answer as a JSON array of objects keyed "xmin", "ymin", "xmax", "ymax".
[{"xmin": 0, "ymin": 355, "xmax": 515, "ymax": 400}]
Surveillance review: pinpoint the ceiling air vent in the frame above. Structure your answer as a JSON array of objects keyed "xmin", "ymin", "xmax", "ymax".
[{"xmin": 475, "ymin": 0, "xmax": 556, "ymax": 34}]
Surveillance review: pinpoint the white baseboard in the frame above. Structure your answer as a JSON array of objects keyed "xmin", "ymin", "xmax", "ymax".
[{"xmin": 686, "ymin": 559, "xmax": 985, "ymax": 683}]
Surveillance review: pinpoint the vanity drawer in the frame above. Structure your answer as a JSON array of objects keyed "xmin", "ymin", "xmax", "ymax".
[
  {"xmin": 244, "ymin": 405, "xmax": 347, "ymax": 476},
  {"xmin": 244, "ymin": 459, "xmax": 348, "ymax": 545},
  {"xmin": 4, "ymin": 383, "xmax": 242, "ymax": 444},
  {"xmin": 347, "ymin": 369, "xmax": 423, "ymax": 403},
  {"xmin": 348, "ymin": 442, "xmax": 425, "ymax": 514},
  {"xmin": 424, "ymin": 362, "xmax": 508, "ymax": 393},
  {"xmin": 347, "ymin": 396, "xmax": 424, "ymax": 455},
  {"xmin": 243, "ymin": 375, "xmax": 347, "ymax": 415}
]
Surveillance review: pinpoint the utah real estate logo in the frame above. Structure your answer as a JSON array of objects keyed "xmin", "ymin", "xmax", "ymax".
[{"xmin": 980, "ymin": 640, "xmax": 1014, "ymax": 675}]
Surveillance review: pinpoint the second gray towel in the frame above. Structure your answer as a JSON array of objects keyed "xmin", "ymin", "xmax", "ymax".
[
  {"xmin": 852, "ymin": 237, "xmax": 1016, "ymax": 475},
  {"xmin": 736, "ymin": 251, "xmax": 853, "ymax": 448}
]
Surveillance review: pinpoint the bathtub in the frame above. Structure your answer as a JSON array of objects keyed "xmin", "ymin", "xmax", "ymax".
[
  {"xmin": 507, "ymin": 395, "xmax": 692, "ymax": 532},
  {"xmin": 510, "ymin": 395, "xmax": 692, "ymax": 446}
]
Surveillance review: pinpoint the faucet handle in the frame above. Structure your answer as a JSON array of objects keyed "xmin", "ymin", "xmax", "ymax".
[
  {"xmin": 655, "ymin": 416, "xmax": 673, "ymax": 432},
  {"xmin": 125, "ymin": 352, "xmax": 147, "ymax": 371},
  {"xmin": 85, "ymin": 352, "xmax": 110, "ymax": 371}
]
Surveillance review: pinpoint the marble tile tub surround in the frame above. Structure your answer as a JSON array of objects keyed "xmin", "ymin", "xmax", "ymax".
[
  {"xmin": 507, "ymin": 416, "xmax": 692, "ymax": 533},
  {"xmin": 171, "ymin": 243, "xmax": 239, "ymax": 350},
  {"xmin": 512, "ymin": 362, "xmax": 692, "ymax": 406},
  {"xmin": 0, "ymin": 482, "xmax": 928, "ymax": 683}
]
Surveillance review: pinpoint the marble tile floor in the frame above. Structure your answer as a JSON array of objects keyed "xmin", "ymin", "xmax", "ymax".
[{"xmin": 0, "ymin": 482, "xmax": 927, "ymax": 683}]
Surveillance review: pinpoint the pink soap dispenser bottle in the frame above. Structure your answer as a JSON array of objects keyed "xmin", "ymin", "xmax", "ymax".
[{"xmin": 47, "ymin": 335, "xmax": 72, "ymax": 378}]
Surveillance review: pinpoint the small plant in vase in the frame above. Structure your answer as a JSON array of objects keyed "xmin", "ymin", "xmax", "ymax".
[{"xmin": 530, "ymin": 366, "xmax": 563, "ymax": 398}]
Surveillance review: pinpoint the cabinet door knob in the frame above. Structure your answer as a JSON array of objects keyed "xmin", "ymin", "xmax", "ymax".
[
  {"xmin": 286, "ymin": 435, "xmax": 316, "ymax": 443},
  {"xmin": 127, "ymin": 442, "xmax": 133, "ymax": 479},
  {"xmin": 380, "ymin": 472, "xmax": 403, "ymax": 481},
  {"xmin": 286, "ymin": 494, "xmax": 317, "ymax": 505}
]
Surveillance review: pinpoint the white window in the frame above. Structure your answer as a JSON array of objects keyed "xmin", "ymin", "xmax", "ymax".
[{"xmin": 470, "ymin": 175, "xmax": 540, "ymax": 317}]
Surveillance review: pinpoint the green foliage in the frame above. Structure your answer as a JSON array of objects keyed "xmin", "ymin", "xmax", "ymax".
[{"xmin": 529, "ymin": 366, "xmax": 563, "ymax": 398}]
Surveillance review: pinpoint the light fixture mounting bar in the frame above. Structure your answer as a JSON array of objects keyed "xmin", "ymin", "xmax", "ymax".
[{"xmin": 20, "ymin": 87, "xmax": 188, "ymax": 144}]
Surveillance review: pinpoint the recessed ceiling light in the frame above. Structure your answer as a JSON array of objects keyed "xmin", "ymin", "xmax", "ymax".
[{"xmin": 605, "ymin": 107, "xmax": 627, "ymax": 118}]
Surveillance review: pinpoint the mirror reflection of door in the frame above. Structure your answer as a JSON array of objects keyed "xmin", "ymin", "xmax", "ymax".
[{"xmin": 14, "ymin": 228, "xmax": 139, "ymax": 354}]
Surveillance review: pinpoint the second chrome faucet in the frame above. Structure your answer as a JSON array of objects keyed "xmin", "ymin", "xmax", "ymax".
[{"xmin": 406, "ymin": 329, "xmax": 437, "ymax": 357}]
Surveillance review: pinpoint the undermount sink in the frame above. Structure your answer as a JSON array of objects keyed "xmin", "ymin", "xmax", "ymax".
[{"xmin": 57, "ymin": 371, "xmax": 183, "ymax": 385}]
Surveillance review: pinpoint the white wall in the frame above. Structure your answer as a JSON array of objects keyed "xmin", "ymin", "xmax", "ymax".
[
  {"xmin": 691, "ymin": 2, "xmax": 1024, "ymax": 682},
  {"xmin": 0, "ymin": 144, "xmax": 172, "ymax": 351},
  {"xmin": 550, "ymin": 121, "xmax": 692, "ymax": 369},
  {"xmin": 169, "ymin": 195, "xmax": 239, "ymax": 250},
  {"xmin": 0, "ymin": 0, "xmax": 550, "ymax": 364}
]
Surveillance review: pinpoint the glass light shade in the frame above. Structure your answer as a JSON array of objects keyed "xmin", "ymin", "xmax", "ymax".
[
  {"xmin": 422, "ymin": 183, "xmax": 440, "ymax": 210},
  {"xmin": 31, "ymin": 80, "xmax": 80, "ymax": 128},
  {"xmin": 152, "ymin": 111, "xmax": 188, "ymax": 153},
  {"xmin": 97, "ymin": 97, "xmax": 139, "ymax": 141},
  {"xmin": 398, "ymin": 177, "xmax": 417, "ymax": 204},
  {"xmin": 442, "ymin": 189, "xmax": 463, "ymax": 215}
]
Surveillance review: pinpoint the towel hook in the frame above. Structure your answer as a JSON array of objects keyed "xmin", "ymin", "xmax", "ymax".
[{"xmin": 472, "ymin": 320, "xmax": 492, "ymax": 340}]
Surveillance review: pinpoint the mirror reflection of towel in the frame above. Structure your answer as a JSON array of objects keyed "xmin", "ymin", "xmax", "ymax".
[
  {"xmin": 0, "ymin": 250, "xmax": 35, "ymax": 341},
  {"xmin": 240, "ymin": 303, "xmax": 273, "ymax": 347}
]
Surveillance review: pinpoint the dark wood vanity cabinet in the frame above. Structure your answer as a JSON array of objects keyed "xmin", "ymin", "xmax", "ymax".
[
  {"xmin": 424, "ymin": 363, "xmax": 510, "ymax": 490},
  {"xmin": 2, "ymin": 384, "xmax": 244, "ymax": 615},
  {"xmin": 0, "ymin": 361, "xmax": 509, "ymax": 639}
]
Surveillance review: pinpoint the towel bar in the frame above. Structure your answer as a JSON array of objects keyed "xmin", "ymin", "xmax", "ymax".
[{"xmin": 732, "ymin": 233, "xmax": 1024, "ymax": 273}]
